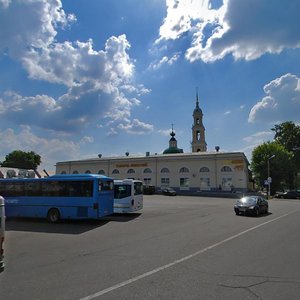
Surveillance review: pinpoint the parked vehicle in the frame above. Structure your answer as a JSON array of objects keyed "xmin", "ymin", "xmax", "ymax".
[
  {"xmin": 234, "ymin": 196, "xmax": 268, "ymax": 216},
  {"xmin": 274, "ymin": 191, "xmax": 300, "ymax": 199},
  {"xmin": 0, "ymin": 196, "xmax": 5, "ymax": 272},
  {"xmin": 0, "ymin": 174, "xmax": 114, "ymax": 223},
  {"xmin": 162, "ymin": 188, "xmax": 177, "ymax": 196},
  {"xmin": 113, "ymin": 179, "xmax": 143, "ymax": 213}
]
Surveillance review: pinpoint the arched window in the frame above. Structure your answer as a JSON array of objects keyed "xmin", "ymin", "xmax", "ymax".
[
  {"xmin": 112, "ymin": 169, "xmax": 120, "ymax": 174},
  {"xmin": 221, "ymin": 166, "xmax": 232, "ymax": 172},
  {"xmin": 61, "ymin": 171, "xmax": 66, "ymax": 174},
  {"xmin": 143, "ymin": 168, "xmax": 152, "ymax": 173},
  {"xmin": 98, "ymin": 169, "xmax": 105, "ymax": 175},
  {"xmin": 72, "ymin": 170, "xmax": 79, "ymax": 174},
  {"xmin": 200, "ymin": 167, "xmax": 210, "ymax": 172},
  {"xmin": 179, "ymin": 167, "xmax": 189, "ymax": 173},
  {"xmin": 85, "ymin": 170, "xmax": 91, "ymax": 174},
  {"xmin": 127, "ymin": 168, "xmax": 135, "ymax": 174},
  {"xmin": 161, "ymin": 168, "xmax": 170, "ymax": 173}
]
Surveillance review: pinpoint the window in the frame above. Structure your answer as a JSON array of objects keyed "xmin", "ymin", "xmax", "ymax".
[
  {"xmin": 179, "ymin": 167, "xmax": 189, "ymax": 173},
  {"xmin": 222, "ymin": 177, "xmax": 233, "ymax": 190},
  {"xmin": 143, "ymin": 178, "xmax": 151, "ymax": 185},
  {"xmin": 72, "ymin": 170, "xmax": 79, "ymax": 174},
  {"xmin": 98, "ymin": 169, "xmax": 105, "ymax": 175},
  {"xmin": 161, "ymin": 168, "xmax": 170, "ymax": 173},
  {"xmin": 221, "ymin": 166, "xmax": 232, "ymax": 172},
  {"xmin": 134, "ymin": 182, "xmax": 143, "ymax": 195},
  {"xmin": 143, "ymin": 168, "xmax": 152, "ymax": 173},
  {"xmin": 127, "ymin": 169, "xmax": 135, "ymax": 174},
  {"xmin": 25, "ymin": 181, "xmax": 42, "ymax": 196},
  {"xmin": 200, "ymin": 167, "xmax": 210, "ymax": 173},
  {"xmin": 112, "ymin": 169, "xmax": 120, "ymax": 174},
  {"xmin": 180, "ymin": 178, "xmax": 189, "ymax": 189},
  {"xmin": 61, "ymin": 171, "xmax": 66, "ymax": 174},
  {"xmin": 200, "ymin": 177, "xmax": 210, "ymax": 190},
  {"xmin": 161, "ymin": 178, "xmax": 170, "ymax": 187},
  {"xmin": 85, "ymin": 170, "xmax": 91, "ymax": 174},
  {"xmin": 114, "ymin": 184, "xmax": 131, "ymax": 199}
]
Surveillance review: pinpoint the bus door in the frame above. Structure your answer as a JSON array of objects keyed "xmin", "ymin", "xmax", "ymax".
[
  {"xmin": 0, "ymin": 196, "xmax": 5, "ymax": 272},
  {"xmin": 97, "ymin": 179, "xmax": 114, "ymax": 217}
]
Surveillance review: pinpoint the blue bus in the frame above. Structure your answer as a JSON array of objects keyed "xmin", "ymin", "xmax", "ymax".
[{"xmin": 0, "ymin": 174, "xmax": 114, "ymax": 223}]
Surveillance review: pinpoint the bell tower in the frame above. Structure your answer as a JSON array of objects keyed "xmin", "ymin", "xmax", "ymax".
[{"xmin": 192, "ymin": 91, "xmax": 207, "ymax": 152}]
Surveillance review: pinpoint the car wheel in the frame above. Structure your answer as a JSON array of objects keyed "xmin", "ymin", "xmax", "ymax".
[
  {"xmin": 254, "ymin": 208, "xmax": 259, "ymax": 217},
  {"xmin": 235, "ymin": 210, "xmax": 239, "ymax": 215},
  {"xmin": 47, "ymin": 208, "xmax": 60, "ymax": 223}
]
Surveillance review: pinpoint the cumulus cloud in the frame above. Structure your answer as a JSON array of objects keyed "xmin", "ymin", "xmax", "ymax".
[
  {"xmin": 157, "ymin": 0, "xmax": 300, "ymax": 63},
  {"xmin": 0, "ymin": 126, "xmax": 81, "ymax": 170},
  {"xmin": 148, "ymin": 52, "xmax": 181, "ymax": 71},
  {"xmin": 248, "ymin": 73, "xmax": 300, "ymax": 123},
  {"xmin": 117, "ymin": 119, "xmax": 154, "ymax": 135},
  {"xmin": 0, "ymin": 1, "xmax": 152, "ymax": 135},
  {"xmin": 0, "ymin": 0, "xmax": 75, "ymax": 57}
]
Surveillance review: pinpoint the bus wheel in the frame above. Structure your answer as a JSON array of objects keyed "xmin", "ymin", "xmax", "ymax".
[{"xmin": 47, "ymin": 208, "xmax": 60, "ymax": 223}]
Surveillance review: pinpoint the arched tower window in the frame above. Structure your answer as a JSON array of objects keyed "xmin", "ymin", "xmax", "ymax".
[
  {"xmin": 161, "ymin": 168, "xmax": 170, "ymax": 173},
  {"xmin": 143, "ymin": 168, "xmax": 152, "ymax": 173},
  {"xmin": 112, "ymin": 169, "xmax": 120, "ymax": 174},
  {"xmin": 127, "ymin": 169, "xmax": 135, "ymax": 174},
  {"xmin": 200, "ymin": 167, "xmax": 210, "ymax": 172}
]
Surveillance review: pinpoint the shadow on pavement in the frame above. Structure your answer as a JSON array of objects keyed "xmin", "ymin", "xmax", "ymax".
[{"xmin": 5, "ymin": 217, "xmax": 109, "ymax": 234}]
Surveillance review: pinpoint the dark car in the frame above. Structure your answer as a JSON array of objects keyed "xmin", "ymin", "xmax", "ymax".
[
  {"xmin": 274, "ymin": 191, "xmax": 300, "ymax": 199},
  {"xmin": 234, "ymin": 196, "xmax": 268, "ymax": 216},
  {"xmin": 162, "ymin": 188, "xmax": 176, "ymax": 196}
]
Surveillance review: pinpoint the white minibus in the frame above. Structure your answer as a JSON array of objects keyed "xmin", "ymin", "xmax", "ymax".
[{"xmin": 114, "ymin": 179, "xmax": 143, "ymax": 213}]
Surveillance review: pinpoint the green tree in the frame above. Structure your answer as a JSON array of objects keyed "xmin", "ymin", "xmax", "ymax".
[
  {"xmin": 251, "ymin": 142, "xmax": 294, "ymax": 194},
  {"xmin": 1, "ymin": 150, "xmax": 41, "ymax": 170},
  {"xmin": 272, "ymin": 121, "xmax": 300, "ymax": 188}
]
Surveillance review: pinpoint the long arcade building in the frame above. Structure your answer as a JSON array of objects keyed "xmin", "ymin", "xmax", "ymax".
[
  {"xmin": 55, "ymin": 151, "xmax": 250, "ymax": 193},
  {"xmin": 55, "ymin": 93, "xmax": 251, "ymax": 193}
]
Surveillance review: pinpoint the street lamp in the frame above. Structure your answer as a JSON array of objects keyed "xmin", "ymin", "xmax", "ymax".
[{"xmin": 267, "ymin": 154, "xmax": 276, "ymax": 199}]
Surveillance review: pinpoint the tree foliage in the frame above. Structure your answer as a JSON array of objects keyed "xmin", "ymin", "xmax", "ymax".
[
  {"xmin": 1, "ymin": 150, "xmax": 41, "ymax": 170},
  {"xmin": 272, "ymin": 121, "xmax": 300, "ymax": 151},
  {"xmin": 272, "ymin": 121, "xmax": 300, "ymax": 187},
  {"xmin": 251, "ymin": 142, "xmax": 294, "ymax": 193}
]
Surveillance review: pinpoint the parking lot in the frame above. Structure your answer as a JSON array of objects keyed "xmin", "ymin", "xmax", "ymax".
[{"xmin": 1, "ymin": 195, "xmax": 300, "ymax": 300}]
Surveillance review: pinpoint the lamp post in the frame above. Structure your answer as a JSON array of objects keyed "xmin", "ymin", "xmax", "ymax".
[{"xmin": 267, "ymin": 154, "xmax": 276, "ymax": 199}]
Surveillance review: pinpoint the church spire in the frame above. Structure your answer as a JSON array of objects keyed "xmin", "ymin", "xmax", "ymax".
[
  {"xmin": 196, "ymin": 87, "xmax": 199, "ymax": 109},
  {"xmin": 192, "ymin": 90, "xmax": 207, "ymax": 152}
]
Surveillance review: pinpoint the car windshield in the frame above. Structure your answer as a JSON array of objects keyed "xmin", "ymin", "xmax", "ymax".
[{"xmin": 238, "ymin": 197, "xmax": 257, "ymax": 205}]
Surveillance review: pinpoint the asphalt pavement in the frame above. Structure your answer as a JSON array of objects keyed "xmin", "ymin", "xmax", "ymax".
[{"xmin": 1, "ymin": 196, "xmax": 300, "ymax": 300}]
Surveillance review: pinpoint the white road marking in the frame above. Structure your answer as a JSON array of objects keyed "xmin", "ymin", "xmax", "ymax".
[{"xmin": 80, "ymin": 211, "xmax": 298, "ymax": 300}]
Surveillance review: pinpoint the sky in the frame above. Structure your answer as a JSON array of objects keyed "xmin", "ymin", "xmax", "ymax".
[{"xmin": 0, "ymin": 0, "xmax": 300, "ymax": 172}]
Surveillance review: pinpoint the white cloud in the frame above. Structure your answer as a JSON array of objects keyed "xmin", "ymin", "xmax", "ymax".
[
  {"xmin": 243, "ymin": 131, "xmax": 273, "ymax": 144},
  {"xmin": 117, "ymin": 119, "xmax": 154, "ymax": 135},
  {"xmin": 0, "ymin": 0, "xmax": 75, "ymax": 58},
  {"xmin": 0, "ymin": 126, "xmax": 80, "ymax": 171},
  {"xmin": 157, "ymin": 0, "xmax": 300, "ymax": 63},
  {"xmin": 148, "ymin": 52, "xmax": 181, "ymax": 71},
  {"xmin": 0, "ymin": 1, "xmax": 149, "ymax": 135},
  {"xmin": 248, "ymin": 73, "xmax": 300, "ymax": 123}
]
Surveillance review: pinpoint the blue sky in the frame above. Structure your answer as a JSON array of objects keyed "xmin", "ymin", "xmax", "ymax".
[{"xmin": 0, "ymin": 0, "xmax": 300, "ymax": 172}]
